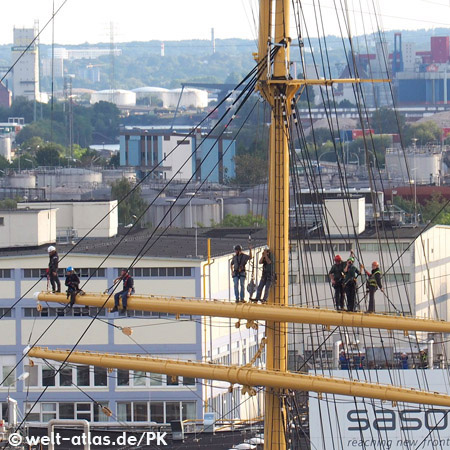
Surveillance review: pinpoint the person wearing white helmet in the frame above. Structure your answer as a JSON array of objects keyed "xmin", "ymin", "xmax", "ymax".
[{"xmin": 47, "ymin": 246, "xmax": 61, "ymax": 293}]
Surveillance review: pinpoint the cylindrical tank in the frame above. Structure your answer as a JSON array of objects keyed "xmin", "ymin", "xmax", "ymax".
[
  {"xmin": 35, "ymin": 168, "xmax": 102, "ymax": 188},
  {"xmin": 6, "ymin": 173, "xmax": 36, "ymax": 188},
  {"xmin": 90, "ymin": 89, "xmax": 136, "ymax": 107},
  {"xmin": 0, "ymin": 136, "xmax": 11, "ymax": 162},
  {"xmin": 132, "ymin": 87, "xmax": 169, "ymax": 106},
  {"xmin": 166, "ymin": 88, "xmax": 208, "ymax": 108}
]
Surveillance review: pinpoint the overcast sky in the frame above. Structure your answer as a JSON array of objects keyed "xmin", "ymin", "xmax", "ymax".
[{"xmin": 1, "ymin": 0, "xmax": 450, "ymax": 46}]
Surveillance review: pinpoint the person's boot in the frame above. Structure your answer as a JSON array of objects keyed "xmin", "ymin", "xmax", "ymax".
[
  {"xmin": 110, "ymin": 306, "xmax": 118, "ymax": 313},
  {"xmin": 121, "ymin": 307, "xmax": 127, "ymax": 314}
]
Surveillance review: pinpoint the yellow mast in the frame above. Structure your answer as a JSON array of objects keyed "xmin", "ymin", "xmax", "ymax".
[
  {"xmin": 35, "ymin": 292, "xmax": 450, "ymax": 334},
  {"xmin": 28, "ymin": 347, "xmax": 450, "ymax": 408},
  {"xmin": 257, "ymin": 0, "xmax": 293, "ymax": 447}
]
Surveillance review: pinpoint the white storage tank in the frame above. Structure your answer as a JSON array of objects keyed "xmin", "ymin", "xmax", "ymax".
[
  {"xmin": 0, "ymin": 136, "xmax": 11, "ymax": 162},
  {"xmin": 36, "ymin": 168, "xmax": 102, "ymax": 188},
  {"xmin": 90, "ymin": 89, "xmax": 136, "ymax": 107},
  {"xmin": 6, "ymin": 173, "xmax": 36, "ymax": 188},
  {"xmin": 166, "ymin": 88, "xmax": 208, "ymax": 109},
  {"xmin": 132, "ymin": 86, "xmax": 169, "ymax": 106}
]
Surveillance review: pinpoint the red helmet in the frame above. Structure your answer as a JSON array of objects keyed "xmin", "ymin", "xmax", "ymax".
[{"xmin": 334, "ymin": 255, "xmax": 342, "ymax": 263}]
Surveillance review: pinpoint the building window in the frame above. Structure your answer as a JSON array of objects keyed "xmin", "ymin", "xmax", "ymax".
[
  {"xmin": 117, "ymin": 369, "xmax": 129, "ymax": 386},
  {"xmin": 150, "ymin": 402, "xmax": 164, "ymax": 423},
  {"xmin": 0, "ymin": 269, "xmax": 11, "ymax": 278},
  {"xmin": 0, "ymin": 217, "xmax": 4, "ymax": 226},
  {"xmin": 25, "ymin": 402, "xmax": 109, "ymax": 423},
  {"xmin": 0, "ymin": 308, "xmax": 12, "ymax": 318},
  {"xmin": 94, "ymin": 367, "xmax": 107, "ymax": 386},
  {"xmin": 77, "ymin": 366, "xmax": 90, "ymax": 387},
  {"xmin": 59, "ymin": 366, "xmax": 73, "ymax": 386}
]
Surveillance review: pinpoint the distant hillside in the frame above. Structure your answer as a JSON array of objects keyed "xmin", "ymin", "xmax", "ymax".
[{"xmin": 1, "ymin": 28, "xmax": 450, "ymax": 92}]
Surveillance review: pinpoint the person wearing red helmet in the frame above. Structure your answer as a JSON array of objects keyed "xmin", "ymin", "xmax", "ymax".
[{"xmin": 329, "ymin": 254, "xmax": 345, "ymax": 310}]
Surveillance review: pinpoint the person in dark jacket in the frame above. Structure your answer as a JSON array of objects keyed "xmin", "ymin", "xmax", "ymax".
[
  {"xmin": 339, "ymin": 351, "xmax": 349, "ymax": 370},
  {"xmin": 111, "ymin": 269, "xmax": 134, "ymax": 313},
  {"xmin": 231, "ymin": 245, "xmax": 252, "ymax": 303},
  {"xmin": 361, "ymin": 261, "xmax": 383, "ymax": 313},
  {"xmin": 65, "ymin": 267, "xmax": 81, "ymax": 307},
  {"xmin": 343, "ymin": 256, "xmax": 360, "ymax": 312},
  {"xmin": 329, "ymin": 255, "xmax": 346, "ymax": 310},
  {"xmin": 48, "ymin": 246, "xmax": 61, "ymax": 293},
  {"xmin": 253, "ymin": 247, "xmax": 272, "ymax": 303}
]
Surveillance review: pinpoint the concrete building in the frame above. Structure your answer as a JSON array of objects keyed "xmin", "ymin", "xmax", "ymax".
[
  {"xmin": 0, "ymin": 229, "xmax": 265, "ymax": 426},
  {"xmin": 11, "ymin": 27, "xmax": 40, "ymax": 102},
  {"xmin": 287, "ymin": 224, "xmax": 450, "ymax": 370},
  {"xmin": 0, "ymin": 82, "xmax": 12, "ymax": 108},
  {"xmin": 0, "ymin": 209, "xmax": 56, "ymax": 248},
  {"xmin": 120, "ymin": 128, "xmax": 236, "ymax": 184},
  {"xmin": 17, "ymin": 200, "xmax": 119, "ymax": 240},
  {"xmin": 35, "ymin": 168, "xmax": 102, "ymax": 189}
]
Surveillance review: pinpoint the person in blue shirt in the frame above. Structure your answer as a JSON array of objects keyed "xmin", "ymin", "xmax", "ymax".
[{"xmin": 65, "ymin": 267, "xmax": 81, "ymax": 307}]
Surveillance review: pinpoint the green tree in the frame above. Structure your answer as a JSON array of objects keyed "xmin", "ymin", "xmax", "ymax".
[
  {"xmin": 15, "ymin": 120, "xmax": 66, "ymax": 146},
  {"xmin": 35, "ymin": 144, "xmax": 64, "ymax": 166},
  {"xmin": 232, "ymin": 154, "xmax": 267, "ymax": 186},
  {"xmin": 422, "ymin": 193, "xmax": 450, "ymax": 225},
  {"xmin": 0, "ymin": 155, "xmax": 9, "ymax": 175},
  {"xmin": 403, "ymin": 121, "xmax": 441, "ymax": 146},
  {"xmin": 110, "ymin": 153, "xmax": 120, "ymax": 167},
  {"xmin": 20, "ymin": 136, "xmax": 45, "ymax": 154},
  {"xmin": 0, "ymin": 198, "xmax": 18, "ymax": 209},
  {"xmin": 10, "ymin": 153, "xmax": 36, "ymax": 170},
  {"xmin": 111, "ymin": 177, "xmax": 148, "ymax": 225},
  {"xmin": 221, "ymin": 213, "xmax": 266, "ymax": 228},
  {"xmin": 370, "ymin": 108, "xmax": 405, "ymax": 134}
]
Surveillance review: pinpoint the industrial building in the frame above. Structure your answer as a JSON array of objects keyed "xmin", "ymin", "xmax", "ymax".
[
  {"xmin": 119, "ymin": 127, "xmax": 236, "ymax": 184},
  {"xmin": 11, "ymin": 26, "xmax": 40, "ymax": 102}
]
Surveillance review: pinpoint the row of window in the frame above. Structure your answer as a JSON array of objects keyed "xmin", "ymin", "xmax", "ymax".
[
  {"xmin": 118, "ymin": 401, "xmax": 196, "ymax": 423},
  {"xmin": 21, "ymin": 267, "xmax": 194, "ymax": 279},
  {"xmin": 26, "ymin": 401, "xmax": 109, "ymax": 423},
  {"xmin": 24, "ymin": 364, "xmax": 108, "ymax": 388},
  {"xmin": 302, "ymin": 243, "xmax": 353, "ymax": 253},
  {"xmin": 24, "ymin": 400, "xmax": 197, "ymax": 424},
  {"xmin": 22, "ymin": 307, "xmax": 191, "ymax": 319},
  {"xmin": 116, "ymin": 267, "xmax": 193, "ymax": 278},
  {"xmin": 289, "ymin": 273, "xmax": 411, "ymax": 284},
  {"xmin": 22, "ymin": 364, "xmax": 196, "ymax": 389},
  {"xmin": 23, "ymin": 268, "xmax": 106, "ymax": 279},
  {"xmin": 297, "ymin": 242, "xmax": 411, "ymax": 253},
  {"xmin": 0, "ymin": 269, "xmax": 11, "ymax": 279}
]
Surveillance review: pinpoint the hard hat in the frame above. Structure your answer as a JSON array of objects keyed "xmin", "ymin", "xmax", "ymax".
[
  {"xmin": 234, "ymin": 245, "xmax": 242, "ymax": 252},
  {"xmin": 47, "ymin": 246, "xmax": 56, "ymax": 253},
  {"xmin": 66, "ymin": 266, "xmax": 73, "ymax": 272},
  {"xmin": 334, "ymin": 255, "xmax": 342, "ymax": 263},
  {"xmin": 264, "ymin": 245, "xmax": 269, "ymax": 251},
  {"xmin": 348, "ymin": 256, "xmax": 355, "ymax": 263}
]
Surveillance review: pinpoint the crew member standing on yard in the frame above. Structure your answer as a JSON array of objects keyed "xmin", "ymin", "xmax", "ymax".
[
  {"xmin": 48, "ymin": 246, "xmax": 61, "ymax": 293},
  {"xmin": 65, "ymin": 267, "xmax": 81, "ymax": 307},
  {"xmin": 111, "ymin": 269, "xmax": 134, "ymax": 313},
  {"xmin": 253, "ymin": 246, "xmax": 272, "ymax": 303},
  {"xmin": 343, "ymin": 256, "xmax": 360, "ymax": 312},
  {"xmin": 329, "ymin": 255, "xmax": 345, "ymax": 311},
  {"xmin": 231, "ymin": 245, "xmax": 252, "ymax": 303},
  {"xmin": 361, "ymin": 261, "xmax": 383, "ymax": 313}
]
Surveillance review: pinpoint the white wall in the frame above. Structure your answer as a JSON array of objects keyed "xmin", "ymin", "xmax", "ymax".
[
  {"xmin": 18, "ymin": 201, "xmax": 118, "ymax": 238},
  {"xmin": 0, "ymin": 209, "xmax": 56, "ymax": 248}
]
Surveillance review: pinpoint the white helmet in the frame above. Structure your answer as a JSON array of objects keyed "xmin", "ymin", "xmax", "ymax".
[{"xmin": 47, "ymin": 246, "xmax": 56, "ymax": 253}]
